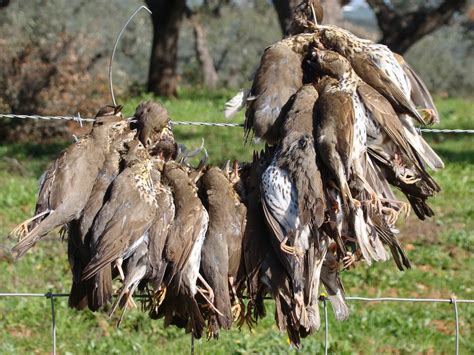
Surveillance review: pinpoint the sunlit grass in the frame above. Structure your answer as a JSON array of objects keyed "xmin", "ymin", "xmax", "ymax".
[{"xmin": 0, "ymin": 94, "xmax": 472, "ymax": 353}]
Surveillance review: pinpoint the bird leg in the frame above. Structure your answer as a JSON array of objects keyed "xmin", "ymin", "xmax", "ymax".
[
  {"xmin": 228, "ymin": 277, "xmax": 243, "ymax": 321},
  {"xmin": 114, "ymin": 258, "xmax": 125, "ymax": 281},
  {"xmin": 279, "ymin": 236, "xmax": 304, "ymax": 257},
  {"xmin": 419, "ymin": 108, "xmax": 437, "ymax": 125},
  {"xmin": 197, "ymin": 274, "xmax": 224, "ymax": 317},
  {"xmin": 10, "ymin": 210, "xmax": 51, "ymax": 241}
]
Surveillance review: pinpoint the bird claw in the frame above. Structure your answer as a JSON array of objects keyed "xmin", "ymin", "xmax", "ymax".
[
  {"xmin": 352, "ymin": 198, "xmax": 362, "ymax": 209},
  {"xmin": 231, "ymin": 302, "xmax": 243, "ymax": 322},
  {"xmin": 280, "ymin": 239, "xmax": 303, "ymax": 257},
  {"xmin": 399, "ymin": 174, "xmax": 421, "ymax": 185},
  {"xmin": 342, "ymin": 252, "xmax": 357, "ymax": 269},
  {"xmin": 10, "ymin": 223, "xmax": 30, "ymax": 241},
  {"xmin": 10, "ymin": 210, "xmax": 51, "ymax": 241},
  {"xmin": 419, "ymin": 108, "xmax": 437, "ymax": 125}
]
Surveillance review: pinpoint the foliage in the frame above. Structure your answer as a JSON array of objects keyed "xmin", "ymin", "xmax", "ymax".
[{"xmin": 0, "ymin": 94, "xmax": 473, "ymax": 353}]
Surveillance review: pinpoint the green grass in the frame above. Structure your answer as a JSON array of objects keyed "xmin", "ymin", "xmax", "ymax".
[{"xmin": 0, "ymin": 93, "xmax": 473, "ymax": 354}]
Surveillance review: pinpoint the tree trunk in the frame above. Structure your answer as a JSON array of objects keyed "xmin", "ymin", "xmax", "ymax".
[
  {"xmin": 321, "ymin": 0, "xmax": 343, "ymax": 25},
  {"xmin": 273, "ymin": 0, "xmax": 345, "ymax": 35},
  {"xmin": 189, "ymin": 14, "xmax": 219, "ymax": 89},
  {"xmin": 272, "ymin": 0, "xmax": 300, "ymax": 35},
  {"xmin": 145, "ymin": 0, "xmax": 186, "ymax": 97},
  {"xmin": 367, "ymin": 0, "xmax": 468, "ymax": 54}
]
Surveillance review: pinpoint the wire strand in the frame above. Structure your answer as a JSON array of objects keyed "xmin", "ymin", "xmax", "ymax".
[{"xmin": 1, "ymin": 113, "xmax": 473, "ymax": 133}]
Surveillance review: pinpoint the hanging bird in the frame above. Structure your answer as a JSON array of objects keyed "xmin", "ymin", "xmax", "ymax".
[
  {"xmin": 260, "ymin": 85, "xmax": 326, "ymax": 331},
  {"xmin": 108, "ymin": 239, "xmax": 149, "ymax": 327},
  {"xmin": 312, "ymin": 49, "xmax": 441, "ymax": 221},
  {"xmin": 199, "ymin": 164, "xmax": 246, "ymax": 339},
  {"xmin": 10, "ymin": 106, "xmax": 128, "ymax": 260},
  {"xmin": 392, "ymin": 52, "xmax": 439, "ymax": 125},
  {"xmin": 320, "ymin": 247, "xmax": 349, "ymax": 320},
  {"xmin": 158, "ymin": 160, "xmax": 210, "ymax": 338},
  {"xmin": 245, "ymin": 42, "xmax": 304, "ymax": 144},
  {"xmin": 317, "ymin": 26, "xmax": 428, "ymax": 125},
  {"xmin": 289, "ymin": 0, "xmax": 324, "ymax": 35},
  {"xmin": 132, "ymin": 100, "xmax": 177, "ymax": 160},
  {"xmin": 238, "ymin": 149, "xmax": 274, "ymax": 327},
  {"xmin": 146, "ymin": 179, "xmax": 175, "ymax": 292},
  {"xmin": 68, "ymin": 128, "xmax": 135, "ymax": 311},
  {"xmin": 81, "ymin": 140, "xmax": 157, "ymax": 288}
]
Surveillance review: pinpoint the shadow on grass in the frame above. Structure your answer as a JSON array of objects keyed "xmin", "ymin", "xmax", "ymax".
[
  {"xmin": 0, "ymin": 141, "xmax": 67, "ymax": 159},
  {"xmin": 436, "ymin": 148, "xmax": 474, "ymax": 165}
]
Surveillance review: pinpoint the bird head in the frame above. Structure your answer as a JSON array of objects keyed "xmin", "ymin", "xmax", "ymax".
[
  {"xmin": 92, "ymin": 105, "xmax": 128, "ymax": 139},
  {"xmin": 94, "ymin": 105, "xmax": 123, "ymax": 119},
  {"xmin": 123, "ymin": 139, "xmax": 149, "ymax": 166},
  {"xmin": 289, "ymin": 0, "xmax": 324, "ymax": 35},
  {"xmin": 319, "ymin": 28, "xmax": 346, "ymax": 52},
  {"xmin": 132, "ymin": 101, "xmax": 170, "ymax": 149},
  {"xmin": 311, "ymin": 49, "xmax": 351, "ymax": 80}
]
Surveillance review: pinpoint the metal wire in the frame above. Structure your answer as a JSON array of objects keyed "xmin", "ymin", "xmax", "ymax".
[
  {"xmin": 323, "ymin": 297, "xmax": 329, "ymax": 355},
  {"xmin": 0, "ymin": 292, "xmax": 473, "ymax": 353},
  {"xmin": 420, "ymin": 128, "xmax": 474, "ymax": 134},
  {"xmin": 451, "ymin": 297, "xmax": 459, "ymax": 355},
  {"xmin": 0, "ymin": 113, "xmax": 95, "ymax": 123},
  {"xmin": 1, "ymin": 113, "xmax": 473, "ymax": 132},
  {"xmin": 109, "ymin": 6, "xmax": 152, "ymax": 106},
  {"xmin": 49, "ymin": 293, "xmax": 57, "ymax": 355}
]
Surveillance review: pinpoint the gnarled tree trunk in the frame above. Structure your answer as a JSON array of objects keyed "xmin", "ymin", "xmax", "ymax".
[
  {"xmin": 145, "ymin": 0, "xmax": 186, "ymax": 97},
  {"xmin": 189, "ymin": 14, "xmax": 219, "ymax": 89},
  {"xmin": 367, "ymin": 0, "xmax": 468, "ymax": 54}
]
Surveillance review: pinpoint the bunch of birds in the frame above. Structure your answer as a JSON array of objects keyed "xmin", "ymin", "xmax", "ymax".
[{"xmin": 9, "ymin": 0, "xmax": 444, "ymax": 348}]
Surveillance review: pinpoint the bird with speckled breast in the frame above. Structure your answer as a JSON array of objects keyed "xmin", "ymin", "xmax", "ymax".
[
  {"xmin": 10, "ymin": 106, "xmax": 128, "ymax": 260},
  {"xmin": 81, "ymin": 140, "xmax": 157, "ymax": 291},
  {"xmin": 198, "ymin": 164, "xmax": 247, "ymax": 339}
]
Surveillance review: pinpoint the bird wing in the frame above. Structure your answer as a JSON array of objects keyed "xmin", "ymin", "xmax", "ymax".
[
  {"xmin": 351, "ymin": 53, "xmax": 425, "ymax": 125},
  {"xmin": 358, "ymin": 83, "xmax": 418, "ymax": 162},
  {"xmin": 245, "ymin": 42, "xmax": 303, "ymax": 142},
  {"xmin": 260, "ymin": 163, "xmax": 299, "ymax": 244},
  {"xmin": 81, "ymin": 171, "xmax": 156, "ymax": 281},
  {"xmin": 165, "ymin": 204, "xmax": 206, "ymax": 282},
  {"xmin": 394, "ymin": 53, "xmax": 439, "ymax": 124},
  {"xmin": 147, "ymin": 188, "xmax": 175, "ymax": 287}
]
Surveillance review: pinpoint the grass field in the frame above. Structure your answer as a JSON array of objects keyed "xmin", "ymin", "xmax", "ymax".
[{"xmin": 0, "ymin": 92, "xmax": 473, "ymax": 354}]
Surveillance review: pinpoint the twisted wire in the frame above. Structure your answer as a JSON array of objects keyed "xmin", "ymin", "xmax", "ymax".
[{"xmin": 2, "ymin": 113, "xmax": 473, "ymax": 132}]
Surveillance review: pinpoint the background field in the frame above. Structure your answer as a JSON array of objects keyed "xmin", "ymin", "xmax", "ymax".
[{"xmin": 0, "ymin": 93, "xmax": 473, "ymax": 354}]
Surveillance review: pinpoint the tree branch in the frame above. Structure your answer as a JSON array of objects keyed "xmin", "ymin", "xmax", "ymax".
[{"xmin": 367, "ymin": 0, "xmax": 468, "ymax": 53}]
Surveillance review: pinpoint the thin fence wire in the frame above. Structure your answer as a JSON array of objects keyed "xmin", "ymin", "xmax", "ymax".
[
  {"xmin": 0, "ymin": 292, "xmax": 472, "ymax": 354},
  {"xmin": 1, "ymin": 113, "xmax": 474, "ymax": 133}
]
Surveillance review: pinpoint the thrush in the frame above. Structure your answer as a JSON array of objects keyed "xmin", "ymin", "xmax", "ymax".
[
  {"xmin": 260, "ymin": 85, "xmax": 325, "ymax": 331},
  {"xmin": 108, "ymin": 238, "xmax": 149, "ymax": 326},
  {"xmin": 245, "ymin": 42, "xmax": 304, "ymax": 144},
  {"xmin": 313, "ymin": 49, "xmax": 441, "ymax": 222},
  {"xmin": 10, "ymin": 105, "xmax": 128, "ymax": 260},
  {"xmin": 199, "ymin": 165, "xmax": 246, "ymax": 338},
  {"xmin": 320, "ymin": 247, "xmax": 349, "ymax": 320},
  {"xmin": 237, "ymin": 149, "xmax": 274, "ymax": 327},
  {"xmin": 288, "ymin": 0, "xmax": 324, "ymax": 35},
  {"xmin": 146, "ymin": 176, "xmax": 175, "ymax": 291},
  {"xmin": 317, "ymin": 26, "xmax": 428, "ymax": 125},
  {"xmin": 313, "ymin": 71, "xmax": 384, "ymax": 264},
  {"xmin": 393, "ymin": 53, "xmax": 440, "ymax": 125},
  {"xmin": 68, "ymin": 126, "xmax": 135, "ymax": 310},
  {"xmin": 132, "ymin": 100, "xmax": 178, "ymax": 160},
  {"xmin": 158, "ymin": 160, "xmax": 210, "ymax": 338},
  {"xmin": 81, "ymin": 140, "xmax": 157, "ymax": 288}
]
